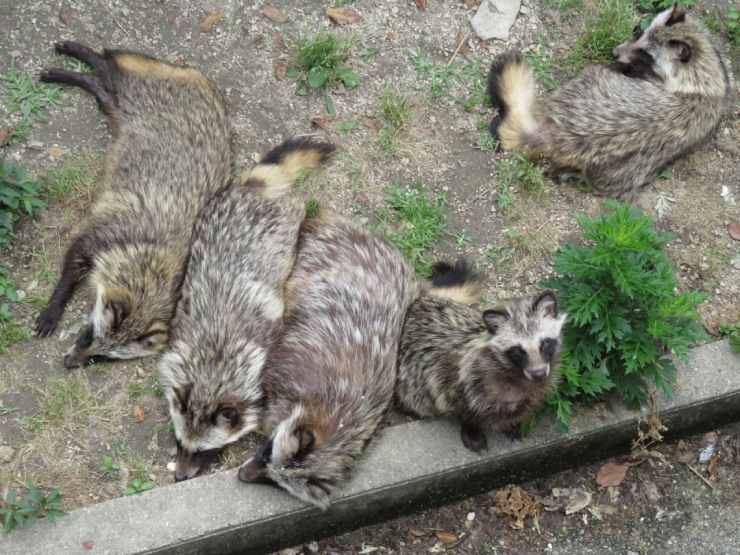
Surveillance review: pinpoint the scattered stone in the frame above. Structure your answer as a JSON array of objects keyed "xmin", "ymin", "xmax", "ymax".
[
  {"xmin": 262, "ymin": 6, "xmax": 288, "ymax": 24},
  {"xmin": 49, "ymin": 145, "xmax": 63, "ymax": 159},
  {"xmin": 168, "ymin": 447, "xmax": 177, "ymax": 457},
  {"xmin": 307, "ymin": 541, "xmax": 319, "ymax": 552},
  {"xmin": 326, "ymin": 7, "xmax": 362, "ymax": 26},
  {"xmin": 27, "ymin": 140, "xmax": 44, "ymax": 150},
  {"xmin": 642, "ymin": 480, "xmax": 661, "ymax": 503},
  {"xmin": 721, "ymin": 185, "xmax": 736, "ymax": 205},
  {"xmin": 59, "ymin": 9, "xmax": 74, "ymax": 26},
  {"xmin": 466, "ymin": 511, "xmax": 476, "ymax": 521},
  {"xmin": 0, "ymin": 445, "xmax": 15, "ymax": 463},
  {"xmin": 199, "ymin": 12, "xmax": 223, "ymax": 33},
  {"xmin": 470, "ymin": 0, "xmax": 521, "ymax": 41}
]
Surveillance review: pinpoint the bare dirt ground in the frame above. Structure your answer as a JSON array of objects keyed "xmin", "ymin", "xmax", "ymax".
[{"xmin": 0, "ymin": 0, "xmax": 738, "ymax": 548}]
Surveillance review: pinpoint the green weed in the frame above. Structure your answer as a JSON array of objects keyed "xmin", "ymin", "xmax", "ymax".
[
  {"xmin": 44, "ymin": 158, "xmax": 96, "ymax": 199},
  {"xmin": 1, "ymin": 65, "xmax": 62, "ymax": 144},
  {"xmin": 336, "ymin": 119, "xmax": 360, "ymax": 134},
  {"xmin": 125, "ymin": 478, "xmax": 156, "ymax": 496},
  {"xmin": 497, "ymin": 153, "xmax": 546, "ymax": 195},
  {"xmin": 1, "ymin": 160, "xmax": 46, "ymax": 248},
  {"xmin": 377, "ymin": 182, "xmax": 447, "ymax": 276},
  {"xmin": 378, "ymin": 88, "xmax": 412, "ymax": 155},
  {"xmin": 719, "ymin": 322, "xmax": 740, "ymax": 354},
  {"xmin": 0, "ymin": 320, "xmax": 30, "ymax": 354},
  {"xmin": 543, "ymin": 202, "xmax": 708, "ymax": 429},
  {"xmin": 409, "ymin": 52, "xmax": 489, "ymax": 111},
  {"xmin": 99, "ymin": 455, "xmax": 121, "ymax": 479},
  {"xmin": 305, "ymin": 198, "xmax": 320, "ymax": 218},
  {"xmin": 525, "ymin": 46, "xmax": 558, "ymax": 92},
  {"xmin": 1, "ymin": 482, "xmax": 64, "ymax": 534},
  {"xmin": 42, "ymin": 376, "xmax": 97, "ymax": 427},
  {"xmin": 635, "ymin": 0, "xmax": 695, "ymax": 14},
  {"xmin": 290, "ymin": 32, "xmax": 359, "ymax": 114}
]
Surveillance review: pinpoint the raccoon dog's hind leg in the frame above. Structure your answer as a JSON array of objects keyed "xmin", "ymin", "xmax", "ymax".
[
  {"xmin": 487, "ymin": 51, "xmax": 539, "ymax": 152},
  {"xmin": 39, "ymin": 41, "xmax": 116, "ymax": 116}
]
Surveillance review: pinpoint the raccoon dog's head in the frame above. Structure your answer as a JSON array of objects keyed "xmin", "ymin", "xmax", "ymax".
[
  {"xmin": 63, "ymin": 284, "xmax": 171, "ymax": 369},
  {"xmin": 611, "ymin": 6, "xmax": 717, "ymax": 91},
  {"xmin": 481, "ymin": 290, "xmax": 566, "ymax": 383},
  {"xmin": 238, "ymin": 404, "xmax": 340, "ymax": 510},
  {"xmin": 159, "ymin": 341, "xmax": 265, "ymax": 482}
]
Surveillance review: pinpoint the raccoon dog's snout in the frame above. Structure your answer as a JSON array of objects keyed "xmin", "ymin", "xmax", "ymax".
[{"xmin": 525, "ymin": 366, "xmax": 549, "ymax": 382}]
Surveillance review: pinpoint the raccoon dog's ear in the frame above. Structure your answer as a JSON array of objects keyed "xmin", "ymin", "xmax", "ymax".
[
  {"xmin": 668, "ymin": 39, "xmax": 692, "ymax": 63},
  {"xmin": 531, "ymin": 290, "xmax": 558, "ymax": 318},
  {"xmin": 103, "ymin": 287, "xmax": 133, "ymax": 330},
  {"xmin": 482, "ymin": 309, "xmax": 509, "ymax": 334},
  {"xmin": 173, "ymin": 383, "xmax": 192, "ymax": 412},
  {"xmin": 666, "ymin": 5, "xmax": 687, "ymax": 26}
]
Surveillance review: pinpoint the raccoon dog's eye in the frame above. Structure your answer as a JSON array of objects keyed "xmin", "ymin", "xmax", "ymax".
[
  {"xmin": 541, "ymin": 338, "xmax": 558, "ymax": 360},
  {"xmin": 505, "ymin": 346, "xmax": 527, "ymax": 369}
]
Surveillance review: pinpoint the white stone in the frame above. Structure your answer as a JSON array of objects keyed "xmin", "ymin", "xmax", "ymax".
[
  {"xmin": 470, "ymin": 0, "xmax": 521, "ymax": 41},
  {"xmin": 167, "ymin": 461, "xmax": 176, "ymax": 472},
  {"xmin": 0, "ymin": 445, "xmax": 15, "ymax": 463}
]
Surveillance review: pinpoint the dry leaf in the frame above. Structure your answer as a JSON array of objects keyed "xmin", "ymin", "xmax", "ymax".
[
  {"xmin": 453, "ymin": 29, "xmax": 471, "ymax": 58},
  {"xmin": 361, "ymin": 116, "xmax": 381, "ymax": 132},
  {"xmin": 0, "ymin": 127, "xmax": 11, "ymax": 146},
  {"xmin": 311, "ymin": 116, "xmax": 335, "ymax": 130},
  {"xmin": 59, "ymin": 9, "xmax": 74, "ymax": 25},
  {"xmin": 82, "ymin": 542, "xmax": 94, "ymax": 551},
  {"xmin": 133, "ymin": 405, "xmax": 145, "ymax": 423},
  {"xmin": 272, "ymin": 32, "xmax": 287, "ymax": 50},
  {"xmin": 435, "ymin": 531, "xmax": 458, "ymax": 544},
  {"xmin": 262, "ymin": 6, "xmax": 288, "ymax": 24},
  {"xmin": 707, "ymin": 451, "xmax": 721, "ymax": 481},
  {"xmin": 495, "ymin": 485, "xmax": 541, "ymax": 529},
  {"xmin": 564, "ymin": 489, "xmax": 592, "ymax": 515},
  {"xmin": 596, "ymin": 462, "xmax": 630, "ymax": 488},
  {"xmin": 49, "ymin": 145, "xmax": 63, "ymax": 159},
  {"xmin": 409, "ymin": 528, "xmax": 427, "ymax": 537},
  {"xmin": 326, "ymin": 7, "xmax": 362, "ymax": 25},
  {"xmin": 728, "ymin": 223, "xmax": 740, "ymax": 241},
  {"xmin": 274, "ymin": 62, "xmax": 287, "ymax": 80},
  {"xmin": 463, "ymin": 0, "xmax": 480, "ymax": 8},
  {"xmin": 200, "ymin": 12, "xmax": 223, "ymax": 33},
  {"xmin": 416, "ymin": 0, "xmax": 428, "ymax": 10}
]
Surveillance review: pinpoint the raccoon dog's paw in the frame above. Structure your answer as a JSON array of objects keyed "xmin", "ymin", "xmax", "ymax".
[
  {"xmin": 36, "ymin": 304, "xmax": 62, "ymax": 337},
  {"xmin": 460, "ymin": 421, "xmax": 488, "ymax": 452}
]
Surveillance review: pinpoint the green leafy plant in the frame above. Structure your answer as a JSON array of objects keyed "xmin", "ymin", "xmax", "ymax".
[
  {"xmin": 289, "ymin": 32, "xmax": 359, "ymax": 114},
  {"xmin": 125, "ymin": 478, "xmax": 156, "ymax": 496},
  {"xmin": 1, "ymin": 65, "xmax": 62, "ymax": 144},
  {"xmin": 1, "ymin": 160, "xmax": 46, "ymax": 248},
  {"xmin": 525, "ymin": 46, "xmax": 558, "ymax": 92},
  {"xmin": 567, "ymin": 0, "xmax": 636, "ymax": 70},
  {"xmin": 1, "ymin": 483, "xmax": 64, "ymax": 534},
  {"xmin": 305, "ymin": 198, "xmax": 320, "ymax": 218},
  {"xmin": 409, "ymin": 52, "xmax": 489, "ymax": 111},
  {"xmin": 729, "ymin": 8, "xmax": 740, "ymax": 46},
  {"xmin": 635, "ymin": 0, "xmax": 695, "ymax": 14},
  {"xmin": 543, "ymin": 202, "xmax": 708, "ymax": 428},
  {"xmin": 100, "ymin": 455, "xmax": 121, "ymax": 479},
  {"xmin": 497, "ymin": 153, "xmax": 546, "ymax": 195},
  {"xmin": 377, "ymin": 182, "xmax": 446, "ymax": 276},
  {"xmin": 719, "ymin": 323, "xmax": 740, "ymax": 354}
]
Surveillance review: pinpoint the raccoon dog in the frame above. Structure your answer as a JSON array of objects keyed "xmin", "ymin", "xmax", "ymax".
[
  {"xmin": 158, "ymin": 138, "xmax": 335, "ymax": 481},
  {"xmin": 488, "ymin": 5, "xmax": 734, "ymax": 199},
  {"xmin": 36, "ymin": 42, "xmax": 231, "ymax": 368},
  {"xmin": 237, "ymin": 212, "xmax": 420, "ymax": 509},
  {"xmin": 396, "ymin": 261, "xmax": 566, "ymax": 452}
]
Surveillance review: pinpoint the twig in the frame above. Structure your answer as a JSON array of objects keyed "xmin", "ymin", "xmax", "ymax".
[
  {"xmin": 685, "ymin": 463, "xmax": 715, "ymax": 490},
  {"xmin": 447, "ymin": 32, "xmax": 469, "ymax": 66}
]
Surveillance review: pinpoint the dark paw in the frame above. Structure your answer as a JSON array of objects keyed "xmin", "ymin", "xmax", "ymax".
[
  {"xmin": 54, "ymin": 41, "xmax": 76, "ymax": 55},
  {"xmin": 35, "ymin": 305, "xmax": 62, "ymax": 337},
  {"xmin": 461, "ymin": 424, "xmax": 488, "ymax": 453},
  {"xmin": 502, "ymin": 427, "xmax": 523, "ymax": 441},
  {"xmin": 488, "ymin": 115, "xmax": 503, "ymax": 146}
]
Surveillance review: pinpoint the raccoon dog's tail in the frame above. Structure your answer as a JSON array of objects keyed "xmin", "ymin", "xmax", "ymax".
[
  {"xmin": 427, "ymin": 259, "xmax": 483, "ymax": 306},
  {"xmin": 241, "ymin": 138, "xmax": 336, "ymax": 199},
  {"xmin": 487, "ymin": 51, "xmax": 538, "ymax": 150}
]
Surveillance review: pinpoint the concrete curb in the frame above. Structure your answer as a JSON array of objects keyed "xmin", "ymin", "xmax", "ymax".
[{"xmin": 4, "ymin": 340, "xmax": 740, "ymax": 555}]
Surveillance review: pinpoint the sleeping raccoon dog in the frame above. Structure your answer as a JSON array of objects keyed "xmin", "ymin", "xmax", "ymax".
[
  {"xmin": 395, "ymin": 261, "xmax": 566, "ymax": 452},
  {"xmin": 237, "ymin": 211, "xmax": 420, "ymax": 509},
  {"xmin": 159, "ymin": 139, "xmax": 334, "ymax": 481},
  {"xmin": 488, "ymin": 5, "xmax": 734, "ymax": 199}
]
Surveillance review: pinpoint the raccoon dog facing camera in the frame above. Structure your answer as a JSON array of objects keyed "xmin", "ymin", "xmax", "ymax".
[
  {"xmin": 396, "ymin": 261, "xmax": 566, "ymax": 452},
  {"xmin": 36, "ymin": 42, "xmax": 231, "ymax": 368},
  {"xmin": 237, "ymin": 212, "xmax": 420, "ymax": 509},
  {"xmin": 159, "ymin": 139, "xmax": 335, "ymax": 481},
  {"xmin": 488, "ymin": 5, "xmax": 734, "ymax": 199}
]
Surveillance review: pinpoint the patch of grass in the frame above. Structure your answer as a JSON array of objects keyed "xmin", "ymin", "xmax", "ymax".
[
  {"xmin": 544, "ymin": 0, "xmax": 584, "ymax": 11},
  {"xmin": 487, "ymin": 229, "xmax": 552, "ymax": 267},
  {"xmin": 498, "ymin": 153, "xmax": 546, "ymax": 195},
  {"xmin": 125, "ymin": 478, "xmax": 156, "ymax": 496},
  {"xmin": 127, "ymin": 376, "xmax": 164, "ymax": 399},
  {"xmin": 0, "ymin": 320, "xmax": 30, "ymax": 354},
  {"xmin": 454, "ymin": 229, "xmax": 470, "ymax": 248},
  {"xmin": 1, "ymin": 160, "xmax": 46, "ymax": 248},
  {"xmin": 42, "ymin": 376, "xmax": 97, "ymax": 427},
  {"xmin": 336, "ymin": 119, "xmax": 360, "ymax": 134},
  {"xmin": 377, "ymin": 182, "xmax": 447, "ymax": 276},
  {"xmin": 1, "ymin": 65, "xmax": 62, "ymax": 144},
  {"xmin": 0, "ymin": 266, "xmax": 18, "ymax": 322},
  {"xmin": 567, "ymin": 0, "xmax": 636, "ymax": 71},
  {"xmin": 635, "ymin": 0, "xmax": 695, "ymax": 14},
  {"xmin": 305, "ymin": 198, "xmax": 320, "ymax": 218},
  {"xmin": 409, "ymin": 52, "xmax": 489, "ymax": 111},
  {"xmin": 525, "ymin": 46, "xmax": 558, "ymax": 92},
  {"xmin": 377, "ymin": 88, "xmax": 412, "ymax": 155},
  {"xmin": 705, "ymin": 7, "xmax": 739, "ymax": 47},
  {"xmin": 719, "ymin": 322, "xmax": 740, "ymax": 354},
  {"xmin": 290, "ymin": 32, "xmax": 359, "ymax": 114},
  {"xmin": 17, "ymin": 414, "xmax": 45, "ymax": 434},
  {"xmin": 44, "ymin": 157, "xmax": 96, "ymax": 199},
  {"xmin": 1, "ymin": 482, "xmax": 64, "ymax": 534}
]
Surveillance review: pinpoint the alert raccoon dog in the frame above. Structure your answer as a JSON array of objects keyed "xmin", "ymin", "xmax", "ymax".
[
  {"xmin": 159, "ymin": 138, "xmax": 335, "ymax": 481},
  {"xmin": 396, "ymin": 261, "xmax": 566, "ymax": 452},
  {"xmin": 488, "ymin": 5, "xmax": 734, "ymax": 199},
  {"xmin": 35, "ymin": 42, "xmax": 231, "ymax": 368},
  {"xmin": 237, "ymin": 212, "xmax": 420, "ymax": 509}
]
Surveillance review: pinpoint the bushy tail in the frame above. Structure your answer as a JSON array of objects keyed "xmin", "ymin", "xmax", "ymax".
[
  {"xmin": 427, "ymin": 259, "xmax": 483, "ymax": 306},
  {"xmin": 241, "ymin": 138, "xmax": 335, "ymax": 199},
  {"xmin": 487, "ymin": 51, "xmax": 538, "ymax": 150}
]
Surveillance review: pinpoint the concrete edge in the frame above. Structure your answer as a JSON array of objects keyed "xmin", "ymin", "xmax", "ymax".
[{"xmin": 4, "ymin": 340, "xmax": 740, "ymax": 555}]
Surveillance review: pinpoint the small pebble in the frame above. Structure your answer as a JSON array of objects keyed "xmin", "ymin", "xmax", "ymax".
[
  {"xmin": 167, "ymin": 461, "xmax": 176, "ymax": 472},
  {"xmin": 467, "ymin": 512, "xmax": 476, "ymax": 521}
]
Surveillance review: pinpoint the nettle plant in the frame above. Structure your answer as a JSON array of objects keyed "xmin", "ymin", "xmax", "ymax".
[{"xmin": 544, "ymin": 202, "xmax": 707, "ymax": 428}]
